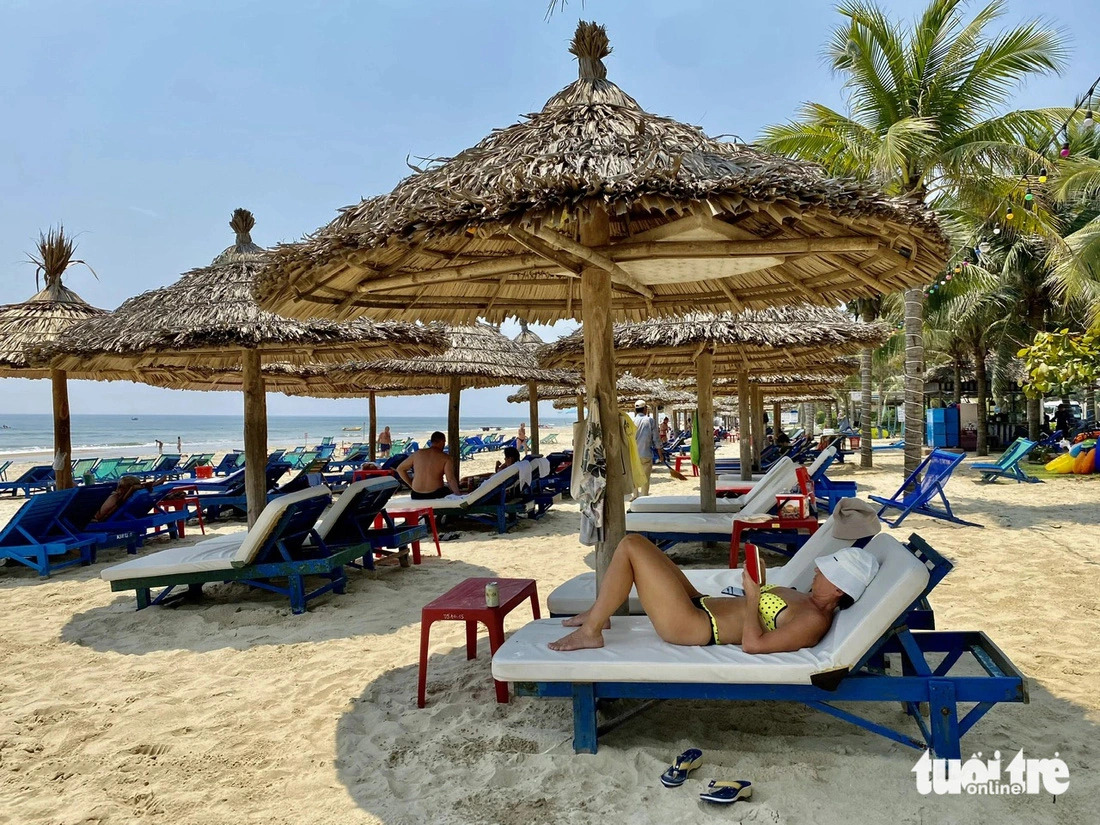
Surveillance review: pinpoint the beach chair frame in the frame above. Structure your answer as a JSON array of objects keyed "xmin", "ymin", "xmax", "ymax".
[
  {"xmin": 507, "ymin": 535, "xmax": 1027, "ymax": 758},
  {"xmin": 0, "ymin": 465, "xmax": 56, "ymax": 498},
  {"xmin": 970, "ymin": 438, "xmax": 1041, "ymax": 484},
  {"xmin": 0, "ymin": 489, "xmax": 101, "ymax": 575},
  {"xmin": 870, "ymin": 449, "xmax": 981, "ymax": 528}
]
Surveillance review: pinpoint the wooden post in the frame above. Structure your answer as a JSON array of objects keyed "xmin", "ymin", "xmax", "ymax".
[
  {"xmin": 51, "ymin": 368, "xmax": 73, "ymax": 490},
  {"xmin": 576, "ymin": 391, "xmax": 585, "ymax": 423},
  {"xmin": 698, "ymin": 350, "xmax": 716, "ymax": 513},
  {"xmin": 368, "ymin": 391, "xmax": 377, "ymax": 461},
  {"xmin": 448, "ymin": 376, "xmax": 462, "ymax": 482},
  {"xmin": 772, "ymin": 402, "xmax": 782, "ymax": 435},
  {"xmin": 528, "ymin": 380, "xmax": 540, "ymax": 455},
  {"xmin": 750, "ymin": 387, "xmax": 764, "ymax": 471},
  {"xmin": 242, "ymin": 349, "xmax": 268, "ymax": 528},
  {"xmin": 738, "ymin": 371, "xmax": 752, "ymax": 481},
  {"xmin": 580, "ymin": 204, "xmax": 626, "ymax": 588}
]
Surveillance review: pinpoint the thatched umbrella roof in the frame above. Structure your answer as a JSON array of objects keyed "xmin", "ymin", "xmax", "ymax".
[
  {"xmin": 358, "ymin": 323, "xmax": 574, "ymax": 390},
  {"xmin": 47, "ymin": 209, "xmax": 445, "ymax": 372},
  {"xmin": 509, "ymin": 373, "xmax": 692, "ymax": 406},
  {"xmin": 255, "ymin": 23, "xmax": 946, "ymax": 324},
  {"xmin": 0, "ymin": 232, "xmax": 106, "ymax": 379},
  {"xmin": 513, "ymin": 320, "xmax": 544, "ymax": 348},
  {"xmin": 540, "ymin": 307, "xmax": 891, "ymax": 374}
]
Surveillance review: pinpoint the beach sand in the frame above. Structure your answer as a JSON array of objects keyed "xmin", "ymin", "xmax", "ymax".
[{"xmin": 1, "ymin": 436, "xmax": 1097, "ymax": 824}]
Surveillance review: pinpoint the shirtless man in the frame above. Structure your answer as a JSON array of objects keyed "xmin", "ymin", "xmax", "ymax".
[{"xmin": 397, "ymin": 431, "xmax": 461, "ymax": 499}]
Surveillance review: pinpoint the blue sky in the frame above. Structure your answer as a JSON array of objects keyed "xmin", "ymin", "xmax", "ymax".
[{"xmin": 2, "ymin": 0, "xmax": 1097, "ymax": 419}]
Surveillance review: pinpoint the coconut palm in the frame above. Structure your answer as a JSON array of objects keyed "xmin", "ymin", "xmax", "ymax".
[{"xmin": 759, "ymin": 0, "xmax": 1067, "ymax": 474}]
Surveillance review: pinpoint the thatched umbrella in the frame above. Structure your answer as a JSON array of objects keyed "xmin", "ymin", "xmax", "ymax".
[
  {"xmin": 513, "ymin": 320, "xmax": 548, "ymax": 452},
  {"xmin": 542, "ymin": 307, "xmax": 890, "ymax": 490},
  {"xmin": 515, "ymin": 375, "xmax": 694, "ymax": 430},
  {"xmin": 47, "ymin": 210, "xmax": 445, "ymax": 525},
  {"xmin": 0, "ymin": 227, "xmax": 106, "ymax": 489},
  {"xmin": 332, "ymin": 323, "xmax": 574, "ymax": 477},
  {"xmin": 254, "ymin": 22, "xmax": 946, "ymax": 578}
]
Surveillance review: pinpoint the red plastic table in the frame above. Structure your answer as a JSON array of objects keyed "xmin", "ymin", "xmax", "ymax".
[
  {"xmin": 673, "ymin": 455, "xmax": 699, "ymax": 477},
  {"xmin": 156, "ymin": 485, "xmax": 204, "ymax": 538},
  {"xmin": 729, "ymin": 516, "xmax": 820, "ymax": 569},
  {"xmin": 373, "ymin": 506, "xmax": 441, "ymax": 564},
  {"xmin": 417, "ymin": 577, "xmax": 540, "ymax": 708}
]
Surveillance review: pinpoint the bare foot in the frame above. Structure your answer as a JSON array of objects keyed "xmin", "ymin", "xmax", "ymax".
[
  {"xmin": 561, "ymin": 608, "xmax": 610, "ymax": 629},
  {"xmin": 548, "ymin": 627, "xmax": 605, "ymax": 651}
]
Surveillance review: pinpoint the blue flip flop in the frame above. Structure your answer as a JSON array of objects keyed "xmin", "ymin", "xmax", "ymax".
[
  {"xmin": 660, "ymin": 748, "xmax": 704, "ymax": 787},
  {"xmin": 699, "ymin": 779, "xmax": 753, "ymax": 804}
]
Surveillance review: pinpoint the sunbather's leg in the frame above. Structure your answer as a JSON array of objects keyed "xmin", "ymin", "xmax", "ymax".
[{"xmin": 550, "ymin": 534, "xmax": 711, "ymax": 650}]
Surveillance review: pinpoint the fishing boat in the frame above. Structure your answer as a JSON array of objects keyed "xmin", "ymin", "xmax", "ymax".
[{"xmin": 342, "ymin": 426, "xmax": 362, "ymax": 432}]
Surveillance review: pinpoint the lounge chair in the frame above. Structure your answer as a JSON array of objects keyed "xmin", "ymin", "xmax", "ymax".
[
  {"xmin": 89, "ymin": 458, "xmax": 124, "ymax": 482},
  {"xmin": 0, "ymin": 465, "xmax": 56, "ymax": 498},
  {"xmin": 80, "ymin": 484, "xmax": 199, "ymax": 546},
  {"xmin": 209, "ymin": 453, "xmax": 243, "ymax": 477},
  {"xmin": 628, "ymin": 457, "xmax": 798, "ymax": 514},
  {"xmin": 313, "ymin": 477, "xmax": 428, "ymax": 569},
  {"xmin": 0, "ymin": 488, "xmax": 101, "ymax": 575},
  {"xmin": 177, "ymin": 454, "xmax": 214, "ymax": 476},
  {"xmin": 71, "ymin": 458, "xmax": 100, "ymax": 482},
  {"xmin": 970, "ymin": 438, "xmax": 1041, "ymax": 484},
  {"xmin": 385, "ymin": 463, "xmax": 526, "ymax": 534},
  {"xmin": 870, "ymin": 449, "xmax": 981, "ymax": 528},
  {"xmin": 55, "ymin": 484, "xmax": 149, "ymax": 557},
  {"xmin": 185, "ymin": 462, "xmax": 298, "ymax": 520},
  {"xmin": 101, "ymin": 478, "xmax": 420, "ymax": 614},
  {"xmin": 542, "ymin": 433, "xmax": 559, "ymax": 445},
  {"xmin": 0, "ymin": 460, "xmax": 10, "ymax": 481},
  {"xmin": 872, "ymin": 438, "xmax": 905, "ymax": 451},
  {"xmin": 492, "ymin": 532, "xmax": 1027, "ymax": 758}
]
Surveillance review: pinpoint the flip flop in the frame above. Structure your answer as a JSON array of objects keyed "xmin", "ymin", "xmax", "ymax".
[
  {"xmin": 660, "ymin": 748, "xmax": 703, "ymax": 787},
  {"xmin": 699, "ymin": 779, "xmax": 753, "ymax": 804}
]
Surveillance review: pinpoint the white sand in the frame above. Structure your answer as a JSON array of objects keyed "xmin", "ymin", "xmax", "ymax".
[{"xmin": 1, "ymin": 436, "xmax": 1097, "ymax": 824}]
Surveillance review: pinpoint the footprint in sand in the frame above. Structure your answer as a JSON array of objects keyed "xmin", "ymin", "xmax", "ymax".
[{"xmin": 126, "ymin": 743, "xmax": 172, "ymax": 758}]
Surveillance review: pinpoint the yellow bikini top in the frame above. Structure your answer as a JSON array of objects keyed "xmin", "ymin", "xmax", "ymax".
[{"xmin": 758, "ymin": 584, "xmax": 789, "ymax": 632}]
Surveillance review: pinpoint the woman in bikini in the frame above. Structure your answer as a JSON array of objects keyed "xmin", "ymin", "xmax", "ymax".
[{"xmin": 549, "ymin": 534, "xmax": 878, "ymax": 653}]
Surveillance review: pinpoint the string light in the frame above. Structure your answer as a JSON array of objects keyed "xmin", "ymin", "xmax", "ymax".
[
  {"xmin": 1085, "ymin": 109, "xmax": 1095, "ymax": 132},
  {"xmin": 1060, "ymin": 140, "xmax": 1071, "ymax": 158},
  {"xmin": 1005, "ymin": 205, "xmax": 1014, "ymax": 221},
  {"xmin": 1038, "ymin": 168, "xmax": 1048, "ymax": 183}
]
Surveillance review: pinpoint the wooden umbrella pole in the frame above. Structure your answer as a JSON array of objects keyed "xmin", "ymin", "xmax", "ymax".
[
  {"xmin": 772, "ymin": 402, "xmax": 782, "ymax": 435},
  {"xmin": 576, "ymin": 391, "xmax": 585, "ymax": 423},
  {"xmin": 448, "ymin": 375, "xmax": 462, "ymax": 482},
  {"xmin": 738, "ymin": 370, "xmax": 752, "ymax": 482},
  {"xmin": 697, "ymin": 349, "xmax": 716, "ymax": 512},
  {"xmin": 51, "ymin": 368, "xmax": 73, "ymax": 490},
  {"xmin": 368, "ymin": 391, "xmax": 377, "ymax": 461},
  {"xmin": 751, "ymin": 387, "xmax": 765, "ymax": 471},
  {"xmin": 580, "ymin": 204, "xmax": 626, "ymax": 588},
  {"xmin": 242, "ymin": 349, "xmax": 268, "ymax": 528},
  {"xmin": 528, "ymin": 380, "xmax": 540, "ymax": 455}
]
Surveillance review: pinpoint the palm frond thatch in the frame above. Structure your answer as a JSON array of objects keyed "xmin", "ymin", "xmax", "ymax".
[
  {"xmin": 44, "ymin": 210, "xmax": 446, "ymax": 373},
  {"xmin": 255, "ymin": 22, "xmax": 948, "ymax": 324},
  {"xmin": 508, "ymin": 373, "xmax": 691, "ymax": 405}
]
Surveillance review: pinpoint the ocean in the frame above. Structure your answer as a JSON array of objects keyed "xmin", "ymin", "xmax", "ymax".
[{"xmin": 0, "ymin": 414, "xmax": 572, "ymax": 460}]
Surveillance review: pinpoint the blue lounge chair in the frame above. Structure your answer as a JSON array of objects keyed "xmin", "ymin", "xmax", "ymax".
[
  {"xmin": 102, "ymin": 479, "xmax": 423, "ymax": 614},
  {"xmin": 1037, "ymin": 429, "xmax": 1063, "ymax": 448},
  {"xmin": 0, "ymin": 488, "xmax": 101, "ymax": 575},
  {"xmin": 0, "ymin": 460, "xmax": 10, "ymax": 481},
  {"xmin": 186, "ymin": 462, "xmax": 297, "ymax": 520},
  {"xmin": 492, "ymin": 533, "xmax": 1027, "ymax": 759},
  {"xmin": 971, "ymin": 438, "xmax": 1041, "ymax": 484},
  {"xmin": 872, "ymin": 438, "xmax": 906, "ymax": 451},
  {"xmin": 0, "ymin": 465, "xmax": 56, "ymax": 498},
  {"xmin": 870, "ymin": 449, "xmax": 981, "ymax": 528},
  {"xmin": 79, "ymin": 484, "xmax": 198, "ymax": 546},
  {"xmin": 55, "ymin": 484, "xmax": 146, "ymax": 557},
  {"xmin": 209, "ymin": 453, "xmax": 243, "ymax": 477}
]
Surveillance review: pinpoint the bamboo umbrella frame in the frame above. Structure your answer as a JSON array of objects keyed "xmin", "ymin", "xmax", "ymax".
[
  {"xmin": 541, "ymin": 307, "xmax": 890, "ymax": 492},
  {"xmin": 253, "ymin": 22, "xmax": 946, "ymax": 581},
  {"xmin": 0, "ymin": 230, "xmax": 106, "ymax": 489},
  {"xmin": 512, "ymin": 320, "xmax": 547, "ymax": 453},
  {"xmin": 46, "ymin": 210, "xmax": 445, "ymax": 526}
]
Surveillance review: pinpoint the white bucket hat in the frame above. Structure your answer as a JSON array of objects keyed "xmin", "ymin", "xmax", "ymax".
[
  {"xmin": 814, "ymin": 546, "xmax": 879, "ymax": 601},
  {"xmin": 634, "ymin": 399, "xmax": 647, "ymax": 410}
]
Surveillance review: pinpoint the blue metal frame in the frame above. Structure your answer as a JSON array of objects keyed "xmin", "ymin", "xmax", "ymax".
[
  {"xmin": 514, "ymin": 535, "xmax": 1025, "ymax": 757},
  {"xmin": 870, "ymin": 449, "xmax": 982, "ymax": 528}
]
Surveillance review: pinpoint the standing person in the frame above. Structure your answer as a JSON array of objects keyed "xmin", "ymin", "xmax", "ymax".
[
  {"xmin": 517, "ymin": 422, "xmax": 529, "ymax": 453},
  {"xmin": 631, "ymin": 400, "xmax": 664, "ymax": 500},
  {"xmin": 1054, "ymin": 402, "xmax": 1074, "ymax": 436},
  {"xmin": 659, "ymin": 416, "xmax": 671, "ymax": 443},
  {"xmin": 378, "ymin": 426, "xmax": 393, "ymax": 457},
  {"xmin": 155, "ymin": 439, "xmax": 164, "ymax": 455},
  {"xmin": 396, "ymin": 431, "xmax": 461, "ymax": 500},
  {"xmin": 176, "ymin": 436, "xmax": 182, "ymax": 454}
]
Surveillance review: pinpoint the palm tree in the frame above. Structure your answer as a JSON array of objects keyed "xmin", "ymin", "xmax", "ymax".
[{"xmin": 759, "ymin": 0, "xmax": 1066, "ymax": 475}]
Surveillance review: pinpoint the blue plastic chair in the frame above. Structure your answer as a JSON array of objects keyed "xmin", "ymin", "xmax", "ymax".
[
  {"xmin": 870, "ymin": 449, "xmax": 981, "ymax": 528},
  {"xmin": 971, "ymin": 438, "xmax": 1041, "ymax": 484},
  {"xmin": 0, "ymin": 489, "xmax": 100, "ymax": 575}
]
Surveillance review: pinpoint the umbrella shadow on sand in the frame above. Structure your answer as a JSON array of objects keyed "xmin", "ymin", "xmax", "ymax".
[
  {"xmin": 334, "ymin": 649, "xmax": 1100, "ymax": 824},
  {"xmin": 57, "ymin": 556, "xmax": 497, "ymax": 655}
]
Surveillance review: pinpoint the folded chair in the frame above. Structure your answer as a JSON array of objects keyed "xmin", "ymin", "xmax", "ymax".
[
  {"xmin": 970, "ymin": 438, "xmax": 1041, "ymax": 484},
  {"xmin": 871, "ymin": 449, "xmax": 981, "ymax": 528},
  {"xmin": 0, "ymin": 465, "xmax": 56, "ymax": 498},
  {"xmin": 493, "ymin": 533, "xmax": 1027, "ymax": 758},
  {"xmin": 0, "ymin": 488, "xmax": 101, "ymax": 575},
  {"xmin": 542, "ymin": 433, "xmax": 559, "ymax": 445}
]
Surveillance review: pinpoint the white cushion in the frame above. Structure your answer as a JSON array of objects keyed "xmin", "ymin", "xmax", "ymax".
[
  {"xmin": 624, "ymin": 511, "xmax": 735, "ymax": 536},
  {"xmin": 100, "ymin": 486, "xmax": 330, "ymax": 582},
  {"xmin": 492, "ymin": 533, "xmax": 929, "ymax": 685},
  {"xmin": 715, "ymin": 448, "xmax": 834, "ymax": 487},
  {"xmin": 310, "ymin": 477, "xmax": 396, "ymax": 543},
  {"xmin": 547, "ymin": 518, "xmax": 846, "ymax": 615},
  {"xmin": 387, "ymin": 463, "xmax": 523, "ymax": 512},
  {"xmin": 628, "ymin": 457, "xmax": 797, "ymax": 515}
]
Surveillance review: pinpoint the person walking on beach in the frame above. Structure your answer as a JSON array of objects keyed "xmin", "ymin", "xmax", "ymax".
[
  {"xmin": 155, "ymin": 440, "xmax": 164, "ymax": 455},
  {"xmin": 396, "ymin": 431, "xmax": 461, "ymax": 500},
  {"xmin": 378, "ymin": 426, "xmax": 392, "ymax": 457},
  {"xmin": 631, "ymin": 400, "xmax": 664, "ymax": 499},
  {"xmin": 517, "ymin": 423, "xmax": 528, "ymax": 453},
  {"xmin": 176, "ymin": 436, "xmax": 182, "ymax": 454}
]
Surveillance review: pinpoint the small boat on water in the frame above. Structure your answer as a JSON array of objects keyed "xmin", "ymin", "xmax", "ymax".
[{"xmin": 342, "ymin": 426, "xmax": 362, "ymax": 432}]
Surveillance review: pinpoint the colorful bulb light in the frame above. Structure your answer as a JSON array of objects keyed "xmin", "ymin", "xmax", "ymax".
[
  {"xmin": 1006, "ymin": 206, "xmax": 1014, "ymax": 221},
  {"xmin": 1060, "ymin": 141, "xmax": 1071, "ymax": 158},
  {"xmin": 1085, "ymin": 110, "xmax": 1095, "ymax": 132},
  {"xmin": 1038, "ymin": 169, "xmax": 1048, "ymax": 183}
]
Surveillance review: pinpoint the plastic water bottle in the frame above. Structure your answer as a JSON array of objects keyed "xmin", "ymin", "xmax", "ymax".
[{"xmin": 485, "ymin": 581, "xmax": 500, "ymax": 607}]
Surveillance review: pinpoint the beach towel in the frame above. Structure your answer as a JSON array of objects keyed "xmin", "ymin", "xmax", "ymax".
[
  {"xmin": 518, "ymin": 460, "xmax": 533, "ymax": 490},
  {"xmin": 576, "ymin": 407, "xmax": 605, "ymax": 546}
]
